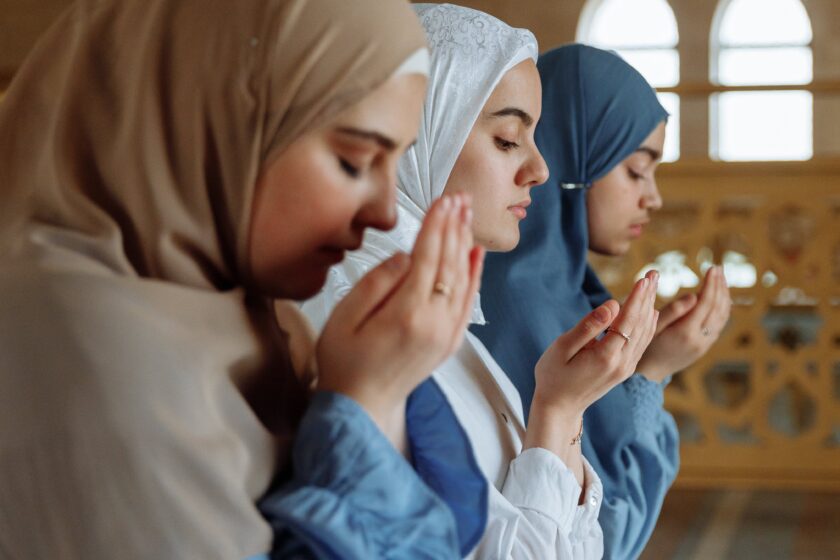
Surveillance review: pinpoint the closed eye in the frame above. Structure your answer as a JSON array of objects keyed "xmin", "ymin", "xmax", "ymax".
[
  {"xmin": 495, "ymin": 137, "xmax": 519, "ymax": 151},
  {"xmin": 338, "ymin": 157, "xmax": 361, "ymax": 179}
]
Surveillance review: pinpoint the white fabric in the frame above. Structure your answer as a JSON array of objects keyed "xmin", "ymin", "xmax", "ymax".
[
  {"xmin": 301, "ymin": 3, "xmax": 539, "ymax": 329},
  {"xmin": 438, "ymin": 332, "xmax": 604, "ymax": 559},
  {"xmin": 392, "ymin": 48, "xmax": 431, "ymax": 77},
  {"xmin": 301, "ymin": 4, "xmax": 604, "ymax": 558}
]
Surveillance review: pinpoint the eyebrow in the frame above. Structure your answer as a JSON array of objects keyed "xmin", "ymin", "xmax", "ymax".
[
  {"xmin": 635, "ymin": 146, "xmax": 662, "ymax": 162},
  {"xmin": 487, "ymin": 107, "xmax": 534, "ymax": 127},
  {"xmin": 336, "ymin": 127, "xmax": 398, "ymax": 151}
]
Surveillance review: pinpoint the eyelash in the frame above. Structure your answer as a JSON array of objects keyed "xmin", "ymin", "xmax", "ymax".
[
  {"xmin": 494, "ymin": 137, "xmax": 519, "ymax": 151},
  {"xmin": 338, "ymin": 157, "xmax": 361, "ymax": 179},
  {"xmin": 628, "ymin": 168, "xmax": 644, "ymax": 181}
]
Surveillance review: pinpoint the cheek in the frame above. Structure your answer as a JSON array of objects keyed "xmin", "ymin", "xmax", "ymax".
[{"xmin": 252, "ymin": 158, "xmax": 353, "ymax": 269}]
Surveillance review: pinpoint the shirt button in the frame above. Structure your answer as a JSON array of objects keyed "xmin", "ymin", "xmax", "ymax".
[{"xmin": 589, "ymin": 496, "xmax": 598, "ymax": 507}]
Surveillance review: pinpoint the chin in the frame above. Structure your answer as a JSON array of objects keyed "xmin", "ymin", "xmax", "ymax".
[
  {"xmin": 482, "ymin": 225, "xmax": 520, "ymax": 253},
  {"xmin": 589, "ymin": 237, "xmax": 632, "ymax": 257},
  {"xmin": 264, "ymin": 266, "xmax": 330, "ymax": 301}
]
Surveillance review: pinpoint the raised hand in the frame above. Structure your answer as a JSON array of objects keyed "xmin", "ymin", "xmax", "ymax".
[
  {"xmin": 316, "ymin": 194, "xmax": 484, "ymax": 438},
  {"xmin": 636, "ymin": 265, "xmax": 731, "ymax": 383},
  {"xmin": 524, "ymin": 271, "xmax": 659, "ymax": 481},
  {"xmin": 531, "ymin": 270, "xmax": 659, "ymax": 422}
]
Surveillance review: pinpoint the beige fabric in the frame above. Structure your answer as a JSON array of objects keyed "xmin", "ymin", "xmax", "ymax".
[{"xmin": 0, "ymin": 0, "xmax": 426, "ymax": 558}]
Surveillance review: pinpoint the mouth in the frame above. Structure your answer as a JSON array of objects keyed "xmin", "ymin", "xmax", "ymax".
[
  {"xmin": 508, "ymin": 199, "xmax": 531, "ymax": 220},
  {"xmin": 319, "ymin": 247, "xmax": 346, "ymax": 263},
  {"xmin": 628, "ymin": 221, "xmax": 649, "ymax": 237},
  {"xmin": 320, "ymin": 240, "xmax": 362, "ymax": 263}
]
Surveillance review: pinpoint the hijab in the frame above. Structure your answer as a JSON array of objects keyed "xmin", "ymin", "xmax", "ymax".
[
  {"xmin": 473, "ymin": 44, "xmax": 668, "ymax": 416},
  {"xmin": 0, "ymin": 0, "xmax": 426, "ymax": 558},
  {"xmin": 302, "ymin": 2, "xmax": 539, "ymax": 330}
]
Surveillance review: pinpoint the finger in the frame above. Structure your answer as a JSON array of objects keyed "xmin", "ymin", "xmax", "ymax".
[
  {"xmin": 600, "ymin": 276, "xmax": 649, "ymax": 354},
  {"xmin": 451, "ymin": 200, "xmax": 475, "ymax": 320},
  {"xmin": 562, "ymin": 300, "xmax": 620, "ymax": 360},
  {"xmin": 697, "ymin": 266, "xmax": 725, "ymax": 333},
  {"xmin": 686, "ymin": 266, "xmax": 718, "ymax": 326},
  {"xmin": 402, "ymin": 197, "xmax": 451, "ymax": 300},
  {"xmin": 628, "ymin": 271, "xmax": 659, "ymax": 357},
  {"xmin": 704, "ymin": 267, "xmax": 732, "ymax": 337},
  {"xmin": 431, "ymin": 194, "xmax": 463, "ymax": 305},
  {"xmin": 656, "ymin": 293, "xmax": 698, "ymax": 334},
  {"xmin": 451, "ymin": 245, "xmax": 485, "ymax": 352},
  {"xmin": 330, "ymin": 252, "xmax": 411, "ymax": 331}
]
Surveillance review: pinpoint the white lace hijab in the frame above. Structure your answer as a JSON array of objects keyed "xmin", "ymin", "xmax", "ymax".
[{"xmin": 302, "ymin": 3, "xmax": 538, "ymax": 330}]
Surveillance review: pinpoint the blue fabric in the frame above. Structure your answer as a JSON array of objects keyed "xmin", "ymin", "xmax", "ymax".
[
  {"xmin": 259, "ymin": 391, "xmax": 461, "ymax": 560},
  {"xmin": 407, "ymin": 378, "xmax": 488, "ymax": 556},
  {"xmin": 472, "ymin": 44, "xmax": 678, "ymax": 560}
]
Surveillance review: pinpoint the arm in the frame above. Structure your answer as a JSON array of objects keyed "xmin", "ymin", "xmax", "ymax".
[
  {"xmin": 470, "ymin": 451, "xmax": 603, "ymax": 559},
  {"xmin": 260, "ymin": 391, "xmax": 461, "ymax": 560},
  {"xmin": 582, "ymin": 375, "xmax": 679, "ymax": 560},
  {"xmin": 471, "ymin": 275, "xmax": 659, "ymax": 559}
]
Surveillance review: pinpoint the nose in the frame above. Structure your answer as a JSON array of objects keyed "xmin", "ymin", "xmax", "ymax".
[
  {"xmin": 354, "ymin": 173, "xmax": 398, "ymax": 233},
  {"xmin": 517, "ymin": 144, "xmax": 550, "ymax": 188},
  {"xmin": 642, "ymin": 177, "xmax": 663, "ymax": 211}
]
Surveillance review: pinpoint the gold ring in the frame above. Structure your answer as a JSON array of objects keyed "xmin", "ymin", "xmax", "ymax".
[
  {"xmin": 605, "ymin": 326, "xmax": 631, "ymax": 343},
  {"xmin": 433, "ymin": 281, "xmax": 452, "ymax": 298}
]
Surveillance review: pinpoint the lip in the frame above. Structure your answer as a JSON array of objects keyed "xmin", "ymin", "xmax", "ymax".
[
  {"xmin": 321, "ymin": 241, "xmax": 362, "ymax": 262},
  {"xmin": 320, "ymin": 247, "xmax": 346, "ymax": 263},
  {"xmin": 629, "ymin": 221, "xmax": 649, "ymax": 238},
  {"xmin": 508, "ymin": 198, "xmax": 532, "ymax": 220}
]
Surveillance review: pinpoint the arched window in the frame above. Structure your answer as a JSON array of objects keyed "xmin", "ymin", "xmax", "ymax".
[
  {"xmin": 711, "ymin": 0, "xmax": 813, "ymax": 161},
  {"xmin": 577, "ymin": 0, "xmax": 680, "ymax": 162}
]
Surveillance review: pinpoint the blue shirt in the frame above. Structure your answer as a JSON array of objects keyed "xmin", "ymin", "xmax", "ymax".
[{"xmin": 259, "ymin": 388, "xmax": 485, "ymax": 559}]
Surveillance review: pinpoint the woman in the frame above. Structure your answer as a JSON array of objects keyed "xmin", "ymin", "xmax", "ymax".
[
  {"xmin": 475, "ymin": 44, "xmax": 732, "ymax": 559},
  {"xmin": 0, "ymin": 0, "xmax": 485, "ymax": 558},
  {"xmin": 303, "ymin": 6, "xmax": 660, "ymax": 558}
]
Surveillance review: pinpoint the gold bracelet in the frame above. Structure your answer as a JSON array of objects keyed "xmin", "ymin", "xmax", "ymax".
[{"xmin": 570, "ymin": 417, "xmax": 584, "ymax": 446}]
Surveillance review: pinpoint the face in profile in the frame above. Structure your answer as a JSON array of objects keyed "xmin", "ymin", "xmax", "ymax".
[
  {"xmin": 443, "ymin": 59, "xmax": 549, "ymax": 252},
  {"xmin": 586, "ymin": 121, "xmax": 666, "ymax": 257},
  {"xmin": 248, "ymin": 73, "xmax": 427, "ymax": 299}
]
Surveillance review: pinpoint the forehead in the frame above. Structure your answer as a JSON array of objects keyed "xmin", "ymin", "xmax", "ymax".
[
  {"xmin": 329, "ymin": 73, "xmax": 427, "ymax": 137},
  {"xmin": 482, "ymin": 59, "xmax": 542, "ymax": 115}
]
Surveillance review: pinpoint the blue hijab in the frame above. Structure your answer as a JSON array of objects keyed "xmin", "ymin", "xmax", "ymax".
[{"xmin": 471, "ymin": 44, "xmax": 668, "ymax": 416}]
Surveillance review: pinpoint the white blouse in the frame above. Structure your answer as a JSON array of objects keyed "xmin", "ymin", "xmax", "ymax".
[{"xmin": 434, "ymin": 332, "xmax": 604, "ymax": 559}]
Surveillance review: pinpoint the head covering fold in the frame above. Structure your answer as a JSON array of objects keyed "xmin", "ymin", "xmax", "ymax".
[
  {"xmin": 0, "ymin": 0, "xmax": 427, "ymax": 557},
  {"xmin": 302, "ymin": 2, "xmax": 538, "ymax": 330},
  {"xmin": 473, "ymin": 44, "xmax": 667, "ymax": 415}
]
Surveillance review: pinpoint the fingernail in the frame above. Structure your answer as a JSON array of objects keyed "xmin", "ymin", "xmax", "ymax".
[
  {"xmin": 442, "ymin": 196, "xmax": 452, "ymax": 211},
  {"xmin": 465, "ymin": 207, "xmax": 473, "ymax": 223},
  {"xmin": 641, "ymin": 278, "xmax": 649, "ymax": 288},
  {"xmin": 593, "ymin": 306, "xmax": 609, "ymax": 323}
]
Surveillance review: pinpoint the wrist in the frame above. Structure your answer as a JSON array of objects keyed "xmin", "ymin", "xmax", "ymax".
[
  {"xmin": 525, "ymin": 400, "xmax": 585, "ymax": 454},
  {"xmin": 636, "ymin": 355, "xmax": 671, "ymax": 383},
  {"xmin": 315, "ymin": 382, "xmax": 407, "ymax": 441}
]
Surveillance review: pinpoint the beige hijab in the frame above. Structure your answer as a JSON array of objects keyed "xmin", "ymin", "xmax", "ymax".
[{"xmin": 0, "ymin": 0, "xmax": 426, "ymax": 558}]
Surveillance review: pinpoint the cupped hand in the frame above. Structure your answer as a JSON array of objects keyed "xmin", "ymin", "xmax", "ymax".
[
  {"xmin": 636, "ymin": 265, "xmax": 731, "ymax": 383},
  {"xmin": 316, "ymin": 194, "xmax": 484, "ymax": 432},
  {"xmin": 530, "ymin": 270, "xmax": 661, "ymax": 426}
]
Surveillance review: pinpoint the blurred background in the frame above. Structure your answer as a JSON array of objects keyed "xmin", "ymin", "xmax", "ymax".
[{"xmin": 3, "ymin": 0, "xmax": 839, "ymax": 557}]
